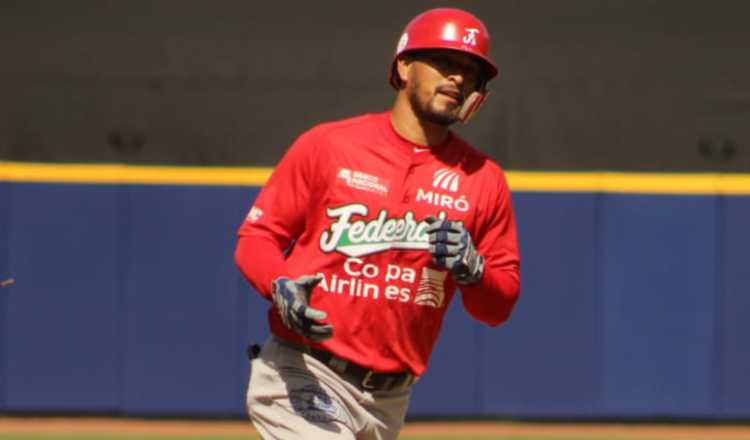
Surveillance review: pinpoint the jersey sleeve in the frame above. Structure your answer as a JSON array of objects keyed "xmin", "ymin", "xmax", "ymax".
[
  {"xmin": 234, "ymin": 129, "xmax": 323, "ymax": 299},
  {"xmin": 459, "ymin": 167, "xmax": 521, "ymax": 326}
]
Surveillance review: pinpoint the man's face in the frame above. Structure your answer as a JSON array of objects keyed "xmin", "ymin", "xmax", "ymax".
[{"xmin": 402, "ymin": 50, "xmax": 484, "ymax": 126}]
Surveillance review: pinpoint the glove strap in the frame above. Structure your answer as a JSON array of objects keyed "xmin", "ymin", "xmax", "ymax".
[{"xmin": 454, "ymin": 254, "xmax": 484, "ymax": 285}]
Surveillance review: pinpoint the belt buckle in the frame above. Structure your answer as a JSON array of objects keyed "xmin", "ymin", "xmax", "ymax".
[{"xmin": 361, "ymin": 370, "xmax": 376, "ymax": 390}]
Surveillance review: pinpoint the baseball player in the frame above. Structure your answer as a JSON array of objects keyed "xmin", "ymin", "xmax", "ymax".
[{"xmin": 235, "ymin": 8, "xmax": 520, "ymax": 440}]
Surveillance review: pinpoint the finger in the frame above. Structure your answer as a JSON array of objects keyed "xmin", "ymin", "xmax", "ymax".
[
  {"xmin": 429, "ymin": 243, "xmax": 448, "ymax": 267},
  {"xmin": 428, "ymin": 229, "xmax": 461, "ymax": 244},
  {"xmin": 426, "ymin": 218, "xmax": 455, "ymax": 233},
  {"xmin": 426, "ymin": 219, "xmax": 463, "ymax": 234},
  {"xmin": 292, "ymin": 301, "xmax": 308, "ymax": 318},
  {"xmin": 298, "ymin": 275, "xmax": 324, "ymax": 302},
  {"xmin": 304, "ymin": 306, "xmax": 328, "ymax": 322},
  {"xmin": 444, "ymin": 243, "xmax": 462, "ymax": 255},
  {"xmin": 307, "ymin": 324, "xmax": 334, "ymax": 342},
  {"xmin": 430, "ymin": 242, "xmax": 453, "ymax": 257},
  {"xmin": 298, "ymin": 274, "xmax": 323, "ymax": 288},
  {"xmin": 438, "ymin": 220, "xmax": 463, "ymax": 233},
  {"xmin": 426, "ymin": 219, "xmax": 445, "ymax": 233},
  {"xmin": 445, "ymin": 231, "xmax": 463, "ymax": 244}
]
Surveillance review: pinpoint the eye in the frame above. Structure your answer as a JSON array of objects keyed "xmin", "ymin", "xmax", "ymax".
[
  {"xmin": 464, "ymin": 68, "xmax": 482, "ymax": 87},
  {"xmin": 420, "ymin": 52, "xmax": 483, "ymax": 85},
  {"xmin": 424, "ymin": 54, "xmax": 448, "ymax": 68}
]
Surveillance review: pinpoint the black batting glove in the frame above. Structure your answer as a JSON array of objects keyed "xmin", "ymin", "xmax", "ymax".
[
  {"xmin": 271, "ymin": 275, "xmax": 333, "ymax": 342},
  {"xmin": 425, "ymin": 217, "xmax": 485, "ymax": 285}
]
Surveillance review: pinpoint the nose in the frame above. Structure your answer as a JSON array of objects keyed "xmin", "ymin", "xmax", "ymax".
[{"xmin": 447, "ymin": 71, "xmax": 465, "ymax": 88}]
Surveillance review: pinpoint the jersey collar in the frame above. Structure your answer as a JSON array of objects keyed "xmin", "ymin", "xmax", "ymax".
[{"xmin": 378, "ymin": 111, "xmax": 453, "ymax": 164}]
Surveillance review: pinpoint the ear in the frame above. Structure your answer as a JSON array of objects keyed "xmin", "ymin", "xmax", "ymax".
[{"xmin": 395, "ymin": 56, "xmax": 411, "ymax": 88}]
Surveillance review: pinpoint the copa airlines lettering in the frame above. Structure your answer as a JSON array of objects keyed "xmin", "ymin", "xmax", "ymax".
[{"xmin": 319, "ymin": 204, "xmax": 446, "ymax": 257}]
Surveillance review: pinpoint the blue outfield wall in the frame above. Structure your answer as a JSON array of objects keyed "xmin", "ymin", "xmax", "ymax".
[
  {"xmin": 0, "ymin": 183, "xmax": 8, "ymax": 412},
  {"xmin": 0, "ymin": 182, "xmax": 749, "ymax": 419},
  {"xmin": 719, "ymin": 198, "xmax": 750, "ymax": 417}
]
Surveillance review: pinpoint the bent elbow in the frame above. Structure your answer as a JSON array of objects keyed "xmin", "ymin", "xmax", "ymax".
[
  {"xmin": 234, "ymin": 240, "xmax": 245, "ymax": 268},
  {"xmin": 486, "ymin": 288, "xmax": 520, "ymax": 327},
  {"xmin": 484, "ymin": 308, "xmax": 512, "ymax": 327}
]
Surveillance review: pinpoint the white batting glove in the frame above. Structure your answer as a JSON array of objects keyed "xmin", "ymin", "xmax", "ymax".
[
  {"xmin": 272, "ymin": 275, "xmax": 333, "ymax": 342},
  {"xmin": 426, "ymin": 217, "xmax": 485, "ymax": 285}
]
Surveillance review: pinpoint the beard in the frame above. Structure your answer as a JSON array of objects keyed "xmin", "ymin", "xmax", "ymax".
[{"xmin": 408, "ymin": 83, "xmax": 460, "ymax": 127}]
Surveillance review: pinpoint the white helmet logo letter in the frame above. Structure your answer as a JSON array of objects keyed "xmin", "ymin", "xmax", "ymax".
[{"xmin": 462, "ymin": 28, "xmax": 479, "ymax": 46}]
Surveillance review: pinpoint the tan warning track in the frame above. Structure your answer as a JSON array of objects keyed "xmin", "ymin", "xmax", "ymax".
[
  {"xmin": 402, "ymin": 421, "xmax": 750, "ymax": 439},
  {"xmin": 1, "ymin": 417, "xmax": 749, "ymax": 439}
]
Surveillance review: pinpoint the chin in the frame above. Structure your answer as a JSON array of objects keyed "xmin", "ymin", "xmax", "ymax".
[
  {"xmin": 426, "ymin": 108, "xmax": 459, "ymax": 126},
  {"xmin": 409, "ymin": 89, "xmax": 459, "ymax": 127}
]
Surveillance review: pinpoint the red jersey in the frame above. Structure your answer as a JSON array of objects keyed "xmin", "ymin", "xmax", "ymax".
[{"xmin": 236, "ymin": 112, "xmax": 520, "ymax": 376}]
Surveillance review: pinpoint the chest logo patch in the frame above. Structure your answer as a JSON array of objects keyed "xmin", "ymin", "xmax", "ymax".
[
  {"xmin": 246, "ymin": 206, "xmax": 264, "ymax": 223},
  {"xmin": 336, "ymin": 168, "xmax": 389, "ymax": 196},
  {"xmin": 433, "ymin": 168, "xmax": 460, "ymax": 192}
]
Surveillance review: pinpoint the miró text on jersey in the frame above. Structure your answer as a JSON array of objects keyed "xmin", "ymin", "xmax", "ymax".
[{"xmin": 416, "ymin": 189, "xmax": 470, "ymax": 212}]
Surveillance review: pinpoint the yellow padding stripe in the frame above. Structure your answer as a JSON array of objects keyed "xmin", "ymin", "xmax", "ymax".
[
  {"xmin": 0, "ymin": 161, "xmax": 273, "ymax": 186},
  {"xmin": 1, "ymin": 161, "xmax": 750, "ymax": 195},
  {"xmin": 507, "ymin": 171, "xmax": 750, "ymax": 195}
]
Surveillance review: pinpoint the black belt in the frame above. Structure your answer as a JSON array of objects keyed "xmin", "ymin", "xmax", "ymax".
[{"xmin": 306, "ymin": 347, "xmax": 415, "ymax": 392}]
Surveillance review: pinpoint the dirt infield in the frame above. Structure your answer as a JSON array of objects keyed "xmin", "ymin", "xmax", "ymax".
[{"xmin": 1, "ymin": 417, "xmax": 749, "ymax": 439}]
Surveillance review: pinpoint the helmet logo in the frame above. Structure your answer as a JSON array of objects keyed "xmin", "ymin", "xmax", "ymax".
[
  {"xmin": 462, "ymin": 28, "xmax": 480, "ymax": 46},
  {"xmin": 397, "ymin": 33, "xmax": 409, "ymax": 53}
]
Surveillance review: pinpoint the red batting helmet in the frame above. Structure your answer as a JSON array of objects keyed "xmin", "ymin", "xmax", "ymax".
[{"xmin": 388, "ymin": 8, "xmax": 499, "ymax": 90}]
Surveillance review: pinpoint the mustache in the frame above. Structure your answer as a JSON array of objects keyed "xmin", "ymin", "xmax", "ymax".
[{"xmin": 435, "ymin": 85, "xmax": 464, "ymax": 103}]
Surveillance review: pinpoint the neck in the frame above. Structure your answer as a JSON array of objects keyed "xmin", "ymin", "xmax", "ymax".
[{"xmin": 390, "ymin": 92, "xmax": 450, "ymax": 146}]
